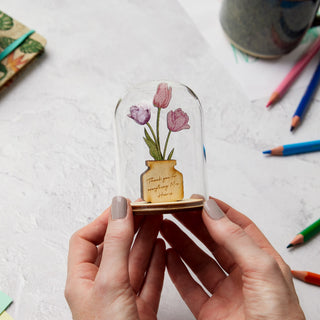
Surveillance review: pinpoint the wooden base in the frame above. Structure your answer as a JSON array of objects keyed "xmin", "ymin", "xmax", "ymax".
[{"xmin": 131, "ymin": 198, "xmax": 204, "ymax": 215}]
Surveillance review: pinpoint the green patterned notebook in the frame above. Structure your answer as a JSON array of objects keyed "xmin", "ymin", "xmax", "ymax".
[{"xmin": 0, "ymin": 11, "xmax": 46, "ymax": 89}]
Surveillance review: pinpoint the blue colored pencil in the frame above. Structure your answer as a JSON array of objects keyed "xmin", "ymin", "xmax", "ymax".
[
  {"xmin": 291, "ymin": 57, "xmax": 320, "ymax": 131},
  {"xmin": 263, "ymin": 140, "xmax": 320, "ymax": 156}
]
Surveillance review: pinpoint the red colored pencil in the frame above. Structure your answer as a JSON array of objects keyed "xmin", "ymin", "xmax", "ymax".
[
  {"xmin": 266, "ymin": 36, "xmax": 320, "ymax": 107},
  {"xmin": 291, "ymin": 270, "xmax": 320, "ymax": 286}
]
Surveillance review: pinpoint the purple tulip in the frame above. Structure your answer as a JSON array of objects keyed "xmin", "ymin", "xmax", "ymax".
[
  {"xmin": 167, "ymin": 108, "xmax": 190, "ymax": 132},
  {"xmin": 153, "ymin": 83, "xmax": 172, "ymax": 109},
  {"xmin": 128, "ymin": 105, "xmax": 151, "ymax": 125}
]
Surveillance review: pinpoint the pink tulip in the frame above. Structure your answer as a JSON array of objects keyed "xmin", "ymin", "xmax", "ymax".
[
  {"xmin": 128, "ymin": 105, "xmax": 151, "ymax": 125},
  {"xmin": 153, "ymin": 83, "xmax": 172, "ymax": 109},
  {"xmin": 167, "ymin": 108, "xmax": 190, "ymax": 132}
]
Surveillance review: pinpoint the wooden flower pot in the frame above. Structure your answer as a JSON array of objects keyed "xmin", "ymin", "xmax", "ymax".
[{"xmin": 141, "ymin": 160, "xmax": 184, "ymax": 203}]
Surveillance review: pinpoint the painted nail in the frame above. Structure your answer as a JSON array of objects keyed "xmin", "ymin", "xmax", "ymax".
[
  {"xmin": 111, "ymin": 196, "xmax": 127, "ymax": 220},
  {"xmin": 191, "ymin": 193, "xmax": 205, "ymax": 200},
  {"xmin": 204, "ymin": 199, "xmax": 225, "ymax": 220}
]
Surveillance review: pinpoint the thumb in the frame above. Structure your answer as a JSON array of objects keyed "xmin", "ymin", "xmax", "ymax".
[
  {"xmin": 202, "ymin": 199, "xmax": 277, "ymax": 275},
  {"xmin": 95, "ymin": 196, "xmax": 134, "ymax": 289}
]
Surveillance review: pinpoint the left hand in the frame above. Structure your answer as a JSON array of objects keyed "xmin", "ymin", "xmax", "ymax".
[{"xmin": 65, "ymin": 196, "xmax": 165, "ymax": 320}]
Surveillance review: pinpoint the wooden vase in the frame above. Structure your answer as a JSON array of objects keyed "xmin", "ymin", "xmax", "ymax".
[{"xmin": 141, "ymin": 160, "xmax": 184, "ymax": 203}]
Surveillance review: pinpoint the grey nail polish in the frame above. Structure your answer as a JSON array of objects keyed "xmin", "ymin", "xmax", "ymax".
[
  {"xmin": 111, "ymin": 196, "xmax": 127, "ymax": 220},
  {"xmin": 204, "ymin": 199, "xmax": 225, "ymax": 220},
  {"xmin": 191, "ymin": 193, "xmax": 205, "ymax": 200}
]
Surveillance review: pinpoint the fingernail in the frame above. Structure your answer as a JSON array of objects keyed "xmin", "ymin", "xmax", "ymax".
[
  {"xmin": 191, "ymin": 194, "xmax": 205, "ymax": 200},
  {"xmin": 111, "ymin": 196, "xmax": 127, "ymax": 220},
  {"xmin": 204, "ymin": 199, "xmax": 225, "ymax": 220}
]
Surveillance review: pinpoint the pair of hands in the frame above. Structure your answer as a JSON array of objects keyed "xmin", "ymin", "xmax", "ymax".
[{"xmin": 65, "ymin": 196, "xmax": 305, "ymax": 320}]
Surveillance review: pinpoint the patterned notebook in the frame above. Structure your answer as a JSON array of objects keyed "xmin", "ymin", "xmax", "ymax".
[{"xmin": 0, "ymin": 11, "xmax": 46, "ymax": 90}]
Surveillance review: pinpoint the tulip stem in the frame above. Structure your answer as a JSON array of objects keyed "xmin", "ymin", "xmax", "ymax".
[
  {"xmin": 156, "ymin": 108, "xmax": 163, "ymax": 159},
  {"xmin": 163, "ymin": 130, "xmax": 171, "ymax": 160}
]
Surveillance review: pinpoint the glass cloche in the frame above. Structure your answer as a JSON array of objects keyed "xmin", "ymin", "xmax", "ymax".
[{"xmin": 114, "ymin": 80, "xmax": 206, "ymax": 214}]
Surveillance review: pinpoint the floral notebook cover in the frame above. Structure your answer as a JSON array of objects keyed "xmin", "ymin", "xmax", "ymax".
[{"xmin": 0, "ymin": 10, "xmax": 46, "ymax": 89}]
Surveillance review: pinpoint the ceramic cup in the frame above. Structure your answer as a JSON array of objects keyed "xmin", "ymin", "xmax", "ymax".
[{"xmin": 220, "ymin": 0, "xmax": 320, "ymax": 58}]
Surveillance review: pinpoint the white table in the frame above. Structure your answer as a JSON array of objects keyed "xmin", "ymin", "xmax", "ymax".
[{"xmin": 0, "ymin": 1, "xmax": 319, "ymax": 319}]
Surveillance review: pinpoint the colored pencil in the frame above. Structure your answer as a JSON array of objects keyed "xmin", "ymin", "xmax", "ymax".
[
  {"xmin": 287, "ymin": 218, "xmax": 320, "ymax": 248},
  {"xmin": 290, "ymin": 57, "xmax": 320, "ymax": 131},
  {"xmin": 266, "ymin": 36, "xmax": 320, "ymax": 107},
  {"xmin": 263, "ymin": 140, "xmax": 320, "ymax": 156},
  {"xmin": 291, "ymin": 270, "xmax": 320, "ymax": 286}
]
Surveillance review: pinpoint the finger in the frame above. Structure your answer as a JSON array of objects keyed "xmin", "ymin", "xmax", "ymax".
[
  {"xmin": 93, "ymin": 212, "xmax": 145, "ymax": 268},
  {"xmin": 94, "ymin": 243, "xmax": 104, "ymax": 267},
  {"xmin": 133, "ymin": 214, "xmax": 144, "ymax": 233},
  {"xmin": 129, "ymin": 215, "xmax": 163, "ymax": 293},
  {"xmin": 161, "ymin": 219, "xmax": 226, "ymax": 293},
  {"xmin": 211, "ymin": 197, "xmax": 293, "ymax": 284},
  {"xmin": 211, "ymin": 197, "xmax": 281, "ymax": 256},
  {"xmin": 173, "ymin": 209, "xmax": 235, "ymax": 273},
  {"xmin": 166, "ymin": 248, "xmax": 209, "ymax": 318},
  {"xmin": 67, "ymin": 208, "xmax": 110, "ymax": 281},
  {"xmin": 212, "ymin": 197, "xmax": 276, "ymax": 246},
  {"xmin": 139, "ymin": 239, "xmax": 166, "ymax": 313},
  {"xmin": 95, "ymin": 196, "xmax": 134, "ymax": 289},
  {"xmin": 202, "ymin": 199, "xmax": 286, "ymax": 283},
  {"xmin": 132, "ymin": 198, "xmax": 145, "ymax": 233}
]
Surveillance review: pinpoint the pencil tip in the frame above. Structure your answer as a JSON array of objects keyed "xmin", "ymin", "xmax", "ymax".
[
  {"xmin": 266, "ymin": 92, "xmax": 280, "ymax": 107},
  {"xmin": 290, "ymin": 126, "xmax": 295, "ymax": 132},
  {"xmin": 287, "ymin": 244, "xmax": 293, "ymax": 248},
  {"xmin": 262, "ymin": 150, "xmax": 271, "ymax": 154}
]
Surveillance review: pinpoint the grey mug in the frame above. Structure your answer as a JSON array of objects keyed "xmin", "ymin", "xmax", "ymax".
[{"xmin": 220, "ymin": 0, "xmax": 320, "ymax": 58}]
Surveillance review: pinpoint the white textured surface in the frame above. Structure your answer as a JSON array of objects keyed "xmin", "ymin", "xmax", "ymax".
[{"xmin": 0, "ymin": 1, "xmax": 319, "ymax": 319}]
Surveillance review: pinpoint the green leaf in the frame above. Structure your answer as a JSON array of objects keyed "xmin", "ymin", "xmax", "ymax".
[
  {"xmin": 144, "ymin": 128, "xmax": 163, "ymax": 160},
  {"xmin": 0, "ymin": 12, "xmax": 14, "ymax": 30},
  {"xmin": 0, "ymin": 36, "xmax": 44, "ymax": 54},
  {"xmin": 144, "ymin": 128, "xmax": 153, "ymax": 143},
  {"xmin": 167, "ymin": 148, "xmax": 174, "ymax": 160},
  {"xmin": 0, "ymin": 62, "xmax": 8, "ymax": 81},
  {"xmin": 0, "ymin": 37, "xmax": 14, "ymax": 49},
  {"xmin": 144, "ymin": 137, "xmax": 162, "ymax": 160},
  {"xmin": 20, "ymin": 38, "xmax": 44, "ymax": 53}
]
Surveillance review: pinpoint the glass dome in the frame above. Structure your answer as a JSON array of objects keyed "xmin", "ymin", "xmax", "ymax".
[{"xmin": 114, "ymin": 80, "xmax": 206, "ymax": 214}]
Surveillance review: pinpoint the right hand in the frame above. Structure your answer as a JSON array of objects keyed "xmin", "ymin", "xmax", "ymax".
[{"xmin": 161, "ymin": 197, "xmax": 305, "ymax": 320}]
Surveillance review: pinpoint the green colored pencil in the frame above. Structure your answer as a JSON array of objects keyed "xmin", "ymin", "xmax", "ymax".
[{"xmin": 287, "ymin": 218, "xmax": 320, "ymax": 248}]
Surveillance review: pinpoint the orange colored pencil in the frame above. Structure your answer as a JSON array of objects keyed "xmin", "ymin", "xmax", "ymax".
[{"xmin": 291, "ymin": 270, "xmax": 320, "ymax": 286}]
